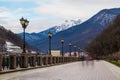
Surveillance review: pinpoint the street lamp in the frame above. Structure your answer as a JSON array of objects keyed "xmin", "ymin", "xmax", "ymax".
[
  {"xmin": 48, "ymin": 31, "xmax": 52, "ymax": 55},
  {"xmin": 74, "ymin": 45, "xmax": 77, "ymax": 57},
  {"xmin": 20, "ymin": 17, "xmax": 29, "ymax": 53},
  {"xmin": 61, "ymin": 39, "xmax": 64, "ymax": 56},
  {"xmin": 78, "ymin": 47, "xmax": 81, "ymax": 57},
  {"xmin": 69, "ymin": 43, "xmax": 72, "ymax": 57}
]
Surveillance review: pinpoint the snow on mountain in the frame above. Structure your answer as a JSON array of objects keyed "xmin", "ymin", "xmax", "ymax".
[
  {"xmin": 30, "ymin": 8, "xmax": 120, "ymax": 53},
  {"xmin": 54, "ymin": 19, "xmax": 81, "ymax": 32},
  {"xmin": 19, "ymin": 19, "xmax": 81, "ymax": 43},
  {"xmin": 91, "ymin": 8, "xmax": 120, "ymax": 27}
]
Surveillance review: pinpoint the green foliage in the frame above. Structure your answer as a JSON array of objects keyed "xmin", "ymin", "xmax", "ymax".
[
  {"xmin": 86, "ymin": 14, "xmax": 120, "ymax": 56},
  {"xmin": 105, "ymin": 60, "xmax": 120, "ymax": 67}
]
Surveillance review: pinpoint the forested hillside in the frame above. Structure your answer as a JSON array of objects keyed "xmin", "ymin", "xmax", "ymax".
[
  {"xmin": 28, "ymin": 8, "xmax": 120, "ymax": 53},
  {"xmin": 86, "ymin": 14, "xmax": 120, "ymax": 56},
  {"xmin": 0, "ymin": 25, "xmax": 31, "ymax": 51}
]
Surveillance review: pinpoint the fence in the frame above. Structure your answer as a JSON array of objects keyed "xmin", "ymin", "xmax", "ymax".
[{"xmin": 0, "ymin": 53, "xmax": 80, "ymax": 73}]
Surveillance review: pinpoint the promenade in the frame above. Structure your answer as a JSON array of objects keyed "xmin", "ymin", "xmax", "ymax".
[{"xmin": 0, "ymin": 60, "xmax": 120, "ymax": 80}]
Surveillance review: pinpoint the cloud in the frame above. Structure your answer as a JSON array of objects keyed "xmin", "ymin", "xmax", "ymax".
[
  {"xmin": 0, "ymin": 6, "xmax": 31, "ymax": 33},
  {"xmin": 35, "ymin": 0, "xmax": 120, "ymax": 21},
  {"xmin": 0, "ymin": 0, "xmax": 120, "ymax": 33},
  {"xmin": 26, "ymin": 18, "xmax": 58, "ymax": 33},
  {"xmin": 0, "ymin": 0, "xmax": 33, "ymax": 2},
  {"xmin": 0, "ymin": 6, "xmax": 58, "ymax": 33},
  {"xmin": 35, "ymin": 1, "xmax": 82, "ymax": 19}
]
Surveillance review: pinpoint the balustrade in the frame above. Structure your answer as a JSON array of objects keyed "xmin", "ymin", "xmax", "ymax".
[{"xmin": 0, "ymin": 53, "xmax": 80, "ymax": 73}]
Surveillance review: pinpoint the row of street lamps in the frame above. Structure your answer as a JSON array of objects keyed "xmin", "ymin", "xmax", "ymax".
[
  {"xmin": 20, "ymin": 17, "xmax": 83, "ymax": 56},
  {"xmin": 47, "ymin": 31, "xmax": 82, "ymax": 57}
]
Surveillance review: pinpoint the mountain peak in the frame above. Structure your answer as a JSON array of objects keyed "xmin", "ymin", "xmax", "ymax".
[
  {"xmin": 29, "ymin": 8, "xmax": 120, "ymax": 53},
  {"xmin": 19, "ymin": 19, "xmax": 81, "ymax": 43},
  {"xmin": 54, "ymin": 19, "xmax": 81, "ymax": 32},
  {"xmin": 90, "ymin": 8, "xmax": 120, "ymax": 27},
  {"xmin": 19, "ymin": 8, "xmax": 120, "ymax": 53}
]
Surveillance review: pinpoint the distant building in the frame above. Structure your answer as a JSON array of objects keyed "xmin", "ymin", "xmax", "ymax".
[
  {"xmin": 51, "ymin": 50, "xmax": 61, "ymax": 56},
  {"xmin": 6, "ymin": 41, "xmax": 22, "ymax": 53}
]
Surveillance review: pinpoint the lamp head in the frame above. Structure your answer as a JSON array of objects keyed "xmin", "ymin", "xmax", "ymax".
[
  {"xmin": 69, "ymin": 43, "xmax": 72, "ymax": 46},
  {"xmin": 48, "ymin": 31, "xmax": 52, "ymax": 38},
  {"xmin": 24, "ymin": 19, "xmax": 29, "ymax": 27},
  {"xmin": 20, "ymin": 17, "xmax": 25, "ymax": 26},
  {"xmin": 61, "ymin": 39, "xmax": 64, "ymax": 43},
  {"xmin": 74, "ymin": 45, "xmax": 77, "ymax": 48},
  {"xmin": 20, "ymin": 17, "xmax": 29, "ymax": 29}
]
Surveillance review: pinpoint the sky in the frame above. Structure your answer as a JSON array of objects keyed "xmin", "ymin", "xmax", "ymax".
[{"xmin": 0, "ymin": 0, "xmax": 120, "ymax": 33}]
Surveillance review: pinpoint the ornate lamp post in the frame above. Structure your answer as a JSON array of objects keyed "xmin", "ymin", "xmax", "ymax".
[
  {"xmin": 20, "ymin": 17, "xmax": 29, "ymax": 53},
  {"xmin": 48, "ymin": 31, "xmax": 52, "ymax": 55},
  {"xmin": 74, "ymin": 45, "xmax": 77, "ymax": 57},
  {"xmin": 69, "ymin": 43, "xmax": 72, "ymax": 57},
  {"xmin": 61, "ymin": 39, "xmax": 64, "ymax": 56},
  {"xmin": 78, "ymin": 47, "xmax": 81, "ymax": 57}
]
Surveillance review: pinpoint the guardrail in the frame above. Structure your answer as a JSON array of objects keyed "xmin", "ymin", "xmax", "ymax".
[{"xmin": 0, "ymin": 53, "xmax": 80, "ymax": 73}]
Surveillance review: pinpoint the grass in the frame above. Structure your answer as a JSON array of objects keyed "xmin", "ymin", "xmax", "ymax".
[{"xmin": 105, "ymin": 60, "xmax": 120, "ymax": 67}]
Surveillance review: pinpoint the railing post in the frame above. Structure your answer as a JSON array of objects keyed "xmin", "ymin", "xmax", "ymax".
[
  {"xmin": 50, "ymin": 56, "xmax": 52, "ymax": 65},
  {"xmin": 42, "ymin": 56, "xmax": 48, "ymax": 66},
  {"xmin": 59, "ymin": 56, "xmax": 62, "ymax": 63},
  {"xmin": 48, "ymin": 55, "xmax": 52, "ymax": 65},
  {"xmin": 65, "ymin": 57, "xmax": 67, "ymax": 63},
  {"xmin": 71, "ymin": 57, "xmax": 72, "ymax": 62},
  {"xmin": 56, "ymin": 57, "xmax": 59, "ymax": 64},
  {"xmin": 52, "ymin": 56, "xmax": 56, "ymax": 64},
  {"xmin": 62, "ymin": 56, "xmax": 64, "ymax": 63},
  {"xmin": 16, "ymin": 55, "xmax": 20, "ymax": 68},
  {"xmin": 37, "ymin": 55, "xmax": 42, "ymax": 66},
  {"xmin": 58, "ymin": 57, "xmax": 60, "ymax": 63},
  {"xmin": 0, "ymin": 54, "xmax": 2, "ymax": 71},
  {"xmin": 20, "ymin": 53, "xmax": 28, "ymax": 68},
  {"xmin": 46, "ymin": 56, "xmax": 48, "ymax": 65},
  {"xmin": 67, "ymin": 57, "xmax": 69, "ymax": 63},
  {"xmin": 42, "ymin": 56, "xmax": 45, "ymax": 65},
  {"xmin": 68, "ymin": 57, "xmax": 70, "ymax": 62},
  {"xmin": 9, "ymin": 54, "xmax": 16, "ymax": 69},
  {"xmin": 30, "ymin": 54, "xmax": 36, "ymax": 67},
  {"xmin": 59, "ymin": 57, "xmax": 61, "ymax": 63}
]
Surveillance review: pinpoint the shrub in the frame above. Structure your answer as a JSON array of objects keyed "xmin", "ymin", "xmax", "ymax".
[{"xmin": 105, "ymin": 60, "xmax": 120, "ymax": 67}]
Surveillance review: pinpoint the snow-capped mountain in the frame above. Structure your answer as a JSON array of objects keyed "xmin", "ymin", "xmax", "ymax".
[
  {"xmin": 54, "ymin": 19, "xmax": 81, "ymax": 32},
  {"xmin": 90, "ymin": 9, "xmax": 119, "ymax": 27},
  {"xmin": 30, "ymin": 8, "xmax": 120, "ymax": 53},
  {"xmin": 19, "ymin": 19, "xmax": 81, "ymax": 43}
]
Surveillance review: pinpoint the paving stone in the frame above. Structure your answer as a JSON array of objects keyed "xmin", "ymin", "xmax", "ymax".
[{"xmin": 0, "ymin": 60, "xmax": 120, "ymax": 80}]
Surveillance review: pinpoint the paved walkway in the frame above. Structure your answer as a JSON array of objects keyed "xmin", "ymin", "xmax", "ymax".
[{"xmin": 0, "ymin": 60, "xmax": 120, "ymax": 80}]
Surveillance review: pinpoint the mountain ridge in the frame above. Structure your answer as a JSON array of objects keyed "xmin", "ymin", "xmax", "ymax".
[
  {"xmin": 31, "ymin": 8, "xmax": 120, "ymax": 53},
  {"xmin": 0, "ymin": 25, "xmax": 31, "ymax": 51},
  {"xmin": 19, "ymin": 19, "xmax": 81, "ymax": 43},
  {"xmin": 86, "ymin": 14, "xmax": 120, "ymax": 56}
]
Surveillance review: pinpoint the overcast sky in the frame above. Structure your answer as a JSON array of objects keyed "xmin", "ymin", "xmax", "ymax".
[{"xmin": 0, "ymin": 0, "xmax": 120, "ymax": 33}]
